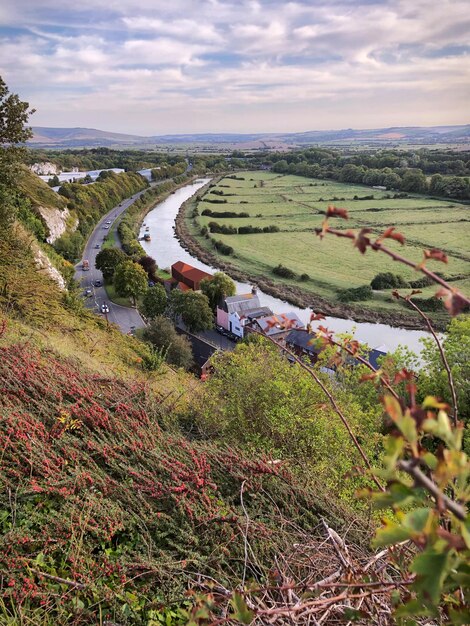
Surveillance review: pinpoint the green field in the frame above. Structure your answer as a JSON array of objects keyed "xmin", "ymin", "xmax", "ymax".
[{"xmin": 189, "ymin": 171, "xmax": 470, "ymax": 318}]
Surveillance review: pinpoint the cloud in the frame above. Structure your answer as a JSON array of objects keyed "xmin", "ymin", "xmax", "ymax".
[{"xmin": 0, "ymin": 0, "xmax": 468, "ymax": 133}]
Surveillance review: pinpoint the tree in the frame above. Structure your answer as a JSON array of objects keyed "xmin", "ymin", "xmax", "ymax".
[
  {"xmin": 138, "ymin": 255, "xmax": 158, "ymax": 281},
  {"xmin": 143, "ymin": 316, "xmax": 193, "ymax": 369},
  {"xmin": 169, "ymin": 290, "xmax": 213, "ymax": 333},
  {"xmin": 141, "ymin": 284, "xmax": 167, "ymax": 319},
  {"xmin": 95, "ymin": 247, "xmax": 127, "ymax": 280},
  {"xmin": 0, "ymin": 76, "xmax": 35, "ymax": 228},
  {"xmin": 47, "ymin": 175, "xmax": 60, "ymax": 187},
  {"xmin": 200, "ymin": 272, "xmax": 235, "ymax": 310},
  {"xmin": 113, "ymin": 260, "xmax": 148, "ymax": 306},
  {"xmin": 401, "ymin": 168, "xmax": 427, "ymax": 193}
]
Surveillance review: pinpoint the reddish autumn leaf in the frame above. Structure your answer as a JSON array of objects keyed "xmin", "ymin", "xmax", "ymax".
[
  {"xmin": 330, "ymin": 351, "xmax": 344, "ymax": 367},
  {"xmin": 360, "ymin": 372, "xmax": 380, "ymax": 382},
  {"xmin": 378, "ymin": 227, "xmax": 405, "ymax": 245},
  {"xmin": 393, "ymin": 368, "xmax": 415, "ymax": 384},
  {"xmin": 436, "ymin": 288, "xmax": 469, "ymax": 316},
  {"xmin": 354, "ymin": 228, "xmax": 372, "ymax": 254},
  {"xmin": 326, "ymin": 205, "xmax": 349, "ymax": 219},
  {"xmin": 310, "ymin": 312, "xmax": 326, "ymax": 322},
  {"xmin": 424, "ymin": 248, "xmax": 448, "ymax": 264},
  {"xmin": 345, "ymin": 340, "xmax": 360, "ymax": 355}
]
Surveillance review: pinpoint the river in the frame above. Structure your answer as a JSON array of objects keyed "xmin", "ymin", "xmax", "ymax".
[{"xmin": 140, "ymin": 178, "xmax": 430, "ymax": 355}]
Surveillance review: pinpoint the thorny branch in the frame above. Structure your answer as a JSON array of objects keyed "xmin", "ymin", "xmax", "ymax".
[{"xmin": 393, "ymin": 291, "xmax": 459, "ymax": 425}]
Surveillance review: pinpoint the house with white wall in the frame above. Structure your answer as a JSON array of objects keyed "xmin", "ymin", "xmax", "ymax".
[{"xmin": 216, "ymin": 287, "xmax": 273, "ymax": 338}]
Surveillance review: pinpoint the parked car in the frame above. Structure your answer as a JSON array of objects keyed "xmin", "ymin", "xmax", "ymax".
[
  {"xmin": 100, "ymin": 302, "xmax": 110, "ymax": 314},
  {"xmin": 106, "ymin": 220, "xmax": 112, "ymax": 224},
  {"xmin": 95, "ymin": 244, "xmax": 100, "ymax": 249},
  {"xmin": 103, "ymin": 225, "xmax": 110, "ymax": 229},
  {"xmin": 83, "ymin": 288, "xmax": 92, "ymax": 297},
  {"xmin": 94, "ymin": 279, "xmax": 102, "ymax": 287}
]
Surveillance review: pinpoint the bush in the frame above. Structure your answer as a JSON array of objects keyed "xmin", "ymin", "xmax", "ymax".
[
  {"xmin": 212, "ymin": 239, "xmax": 233, "ymax": 255},
  {"xmin": 371, "ymin": 272, "xmax": 409, "ymax": 290},
  {"xmin": 300, "ymin": 273, "xmax": 310, "ymax": 282},
  {"xmin": 208, "ymin": 221, "xmax": 237, "ymax": 235},
  {"xmin": 273, "ymin": 264, "xmax": 296, "ymax": 279},
  {"xmin": 337, "ymin": 285, "xmax": 373, "ymax": 302}
]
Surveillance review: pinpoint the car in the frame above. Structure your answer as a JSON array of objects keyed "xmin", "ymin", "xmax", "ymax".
[
  {"xmin": 106, "ymin": 220, "xmax": 112, "ymax": 225},
  {"xmin": 100, "ymin": 303, "xmax": 110, "ymax": 314},
  {"xmin": 103, "ymin": 225, "xmax": 110, "ymax": 229},
  {"xmin": 94, "ymin": 280, "xmax": 102, "ymax": 287},
  {"xmin": 83, "ymin": 288, "xmax": 92, "ymax": 297},
  {"xmin": 95, "ymin": 244, "xmax": 100, "ymax": 249}
]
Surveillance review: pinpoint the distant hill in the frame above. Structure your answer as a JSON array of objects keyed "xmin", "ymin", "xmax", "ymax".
[{"xmin": 28, "ymin": 124, "xmax": 470, "ymax": 149}]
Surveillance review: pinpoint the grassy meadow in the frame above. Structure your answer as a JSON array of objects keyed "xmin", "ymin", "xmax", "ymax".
[{"xmin": 189, "ymin": 171, "xmax": 470, "ymax": 315}]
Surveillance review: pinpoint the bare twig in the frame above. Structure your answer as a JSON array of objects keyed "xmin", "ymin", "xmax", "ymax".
[
  {"xmin": 240, "ymin": 479, "xmax": 250, "ymax": 588},
  {"xmin": 319, "ymin": 226, "xmax": 470, "ymax": 306},
  {"xmin": 28, "ymin": 568, "xmax": 86, "ymax": 590},
  {"xmin": 395, "ymin": 293, "xmax": 458, "ymax": 425}
]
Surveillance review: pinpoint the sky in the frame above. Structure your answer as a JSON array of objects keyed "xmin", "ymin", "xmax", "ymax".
[{"xmin": 0, "ymin": 0, "xmax": 469, "ymax": 135}]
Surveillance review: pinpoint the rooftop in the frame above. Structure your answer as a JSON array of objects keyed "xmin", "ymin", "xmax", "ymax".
[
  {"xmin": 252, "ymin": 312, "xmax": 305, "ymax": 336},
  {"xmin": 172, "ymin": 261, "xmax": 212, "ymax": 284},
  {"xmin": 224, "ymin": 292, "xmax": 262, "ymax": 314}
]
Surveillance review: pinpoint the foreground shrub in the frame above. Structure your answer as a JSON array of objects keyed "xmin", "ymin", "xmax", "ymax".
[{"xmin": 0, "ymin": 342, "xmax": 329, "ymax": 624}]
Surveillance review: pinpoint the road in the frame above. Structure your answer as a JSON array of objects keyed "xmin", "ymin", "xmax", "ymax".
[
  {"xmin": 74, "ymin": 161, "xmax": 193, "ymax": 334},
  {"xmin": 74, "ymin": 189, "xmax": 148, "ymax": 334}
]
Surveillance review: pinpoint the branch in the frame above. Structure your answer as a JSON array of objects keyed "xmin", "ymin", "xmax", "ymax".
[
  {"xmin": 318, "ymin": 226, "xmax": 470, "ymax": 309},
  {"xmin": 28, "ymin": 568, "xmax": 86, "ymax": 590},
  {"xmin": 329, "ymin": 336, "xmax": 400, "ymax": 401},
  {"xmin": 395, "ymin": 293, "xmax": 458, "ymax": 425},
  {"xmin": 397, "ymin": 460, "xmax": 467, "ymax": 521}
]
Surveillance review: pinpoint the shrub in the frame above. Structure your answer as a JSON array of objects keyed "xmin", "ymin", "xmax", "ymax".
[
  {"xmin": 371, "ymin": 272, "xmax": 409, "ymax": 290},
  {"xmin": 208, "ymin": 221, "xmax": 237, "ymax": 235},
  {"xmin": 337, "ymin": 285, "xmax": 373, "ymax": 302},
  {"xmin": 212, "ymin": 239, "xmax": 233, "ymax": 255},
  {"xmin": 273, "ymin": 264, "xmax": 296, "ymax": 279},
  {"xmin": 300, "ymin": 273, "xmax": 310, "ymax": 282}
]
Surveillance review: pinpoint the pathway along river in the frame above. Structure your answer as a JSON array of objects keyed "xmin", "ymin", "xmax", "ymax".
[{"xmin": 140, "ymin": 178, "xmax": 430, "ymax": 356}]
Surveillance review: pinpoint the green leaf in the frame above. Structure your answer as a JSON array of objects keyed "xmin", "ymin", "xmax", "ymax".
[
  {"xmin": 404, "ymin": 508, "xmax": 433, "ymax": 533},
  {"xmin": 371, "ymin": 482, "xmax": 417, "ymax": 509},
  {"xmin": 449, "ymin": 608, "xmax": 470, "ymax": 625},
  {"xmin": 383, "ymin": 395, "xmax": 403, "ymax": 422},
  {"xmin": 373, "ymin": 519, "xmax": 412, "ymax": 548},
  {"xmin": 410, "ymin": 548, "xmax": 451, "ymax": 604},
  {"xmin": 231, "ymin": 592, "xmax": 254, "ymax": 624},
  {"xmin": 396, "ymin": 412, "xmax": 418, "ymax": 446},
  {"xmin": 394, "ymin": 598, "xmax": 434, "ymax": 619}
]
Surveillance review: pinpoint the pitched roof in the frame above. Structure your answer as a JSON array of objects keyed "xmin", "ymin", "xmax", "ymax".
[
  {"xmin": 285, "ymin": 329, "xmax": 319, "ymax": 353},
  {"xmin": 224, "ymin": 292, "xmax": 261, "ymax": 314},
  {"xmin": 253, "ymin": 312, "xmax": 305, "ymax": 336},
  {"xmin": 243, "ymin": 306, "xmax": 273, "ymax": 320},
  {"xmin": 172, "ymin": 261, "xmax": 212, "ymax": 284}
]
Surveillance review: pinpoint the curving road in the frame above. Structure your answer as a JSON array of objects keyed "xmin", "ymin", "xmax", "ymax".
[
  {"xmin": 74, "ymin": 161, "xmax": 193, "ymax": 335},
  {"xmin": 74, "ymin": 189, "xmax": 148, "ymax": 334}
]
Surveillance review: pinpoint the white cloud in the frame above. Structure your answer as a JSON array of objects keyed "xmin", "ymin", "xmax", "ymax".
[{"xmin": 0, "ymin": 0, "xmax": 468, "ymax": 133}]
